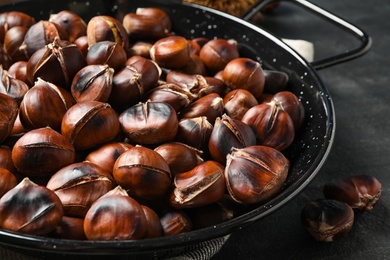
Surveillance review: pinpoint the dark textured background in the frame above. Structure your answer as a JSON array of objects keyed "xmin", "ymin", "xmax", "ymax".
[{"xmin": 1, "ymin": 0, "xmax": 389, "ymax": 259}]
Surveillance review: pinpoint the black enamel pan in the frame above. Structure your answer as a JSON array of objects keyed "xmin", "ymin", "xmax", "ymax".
[{"xmin": 0, "ymin": 0, "xmax": 371, "ymax": 258}]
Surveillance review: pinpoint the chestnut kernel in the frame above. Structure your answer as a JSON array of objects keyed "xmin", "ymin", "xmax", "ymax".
[
  {"xmin": 301, "ymin": 199, "xmax": 354, "ymax": 242},
  {"xmin": 323, "ymin": 175, "xmax": 382, "ymax": 211}
]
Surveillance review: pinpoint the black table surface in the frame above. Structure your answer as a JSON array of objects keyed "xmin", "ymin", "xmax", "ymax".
[{"xmin": 1, "ymin": 0, "xmax": 390, "ymax": 259}]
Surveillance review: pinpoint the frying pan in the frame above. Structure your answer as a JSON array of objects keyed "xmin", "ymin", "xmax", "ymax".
[{"xmin": 0, "ymin": 0, "xmax": 371, "ymax": 258}]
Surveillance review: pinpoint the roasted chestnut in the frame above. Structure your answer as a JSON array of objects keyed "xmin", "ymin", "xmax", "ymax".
[
  {"xmin": 11, "ymin": 127, "xmax": 76, "ymax": 178},
  {"xmin": 119, "ymin": 101, "xmax": 178, "ymax": 145},
  {"xmin": 222, "ymin": 57, "xmax": 265, "ymax": 98},
  {"xmin": 0, "ymin": 11, "xmax": 35, "ymax": 43},
  {"xmin": 170, "ymin": 160, "xmax": 225, "ymax": 209},
  {"xmin": 301, "ymin": 199, "xmax": 354, "ymax": 242},
  {"xmin": 0, "ymin": 92, "xmax": 18, "ymax": 143},
  {"xmin": 112, "ymin": 146, "xmax": 172, "ymax": 200},
  {"xmin": 122, "ymin": 13, "xmax": 170, "ymax": 40},
  {"xmin": 3, "ymin": 26, "xmax": 29, "ymax": 62},
  {"xmin": 154, "ymin": 142, "xmax": 203, "ymax": 176},
  {"xmin": 0, "ymin": 66, "xmax": 29, "ymax": 104},
  {"xmin": 46, "ymin": 161, "xmax": 115, "ymax": 218},
  {"xmin": 159, "ymin": 210, "xmax": 192, "ymax": 236},
  {"xmin": 323, "ymin": 175, "xmax": 382, "ymax": 211},
  {"xmin": 208, "ymin": 114, "xmax": 256, "ymax": 165},
  {"xmin": 223, "ymin": 89, "xmax": 258, "ymax": 120},
  {"xmin": 0, "ymin": 177, "xmax": 63, "ymax": 235},
  {"xmin": 86, "ymin": 41, "xmax": 127, "ymax": 71},
  {"xmin": 175, "ymin": 116, "xmax": 213, "ymax": 152},
  {"xmin": 141, "ymin": 205, "xmax": 163, "ymax": 238},
  {"xmin": 49, "ymin": 10, "xmax": 87, "ymax": 43},
  {"xmin": 127, "ymin": 41, "xmax": 153, "ymax": 58},
  {"xmin": 225, "ymin": 145, "xmax": 289, "ymax": 204},
  {"xmin": 0, "ymin": 145, "xmax": 17, "ymax": 173},
  {"xmin": 6, "ymin": 60, "xmax": 28, "ymax": 83},
  {"xmin": 61, "ymin": 101, "xmax": 120, "ymax": 151},
  {"xmin": 150, "ymin": 36, "xmax": 190, "ymax": 69},
  {"xmin": 263, "ymin": 69, "xmax": 289, "ymax": 94},
  {"xmin": 51, "ymin": 216, "xmax": 86, "ymax": 240},
  {"xmin": 83, "ymin": 186, "xmax": 147, "ymax": 240},
  {"xmin": 241, "ymin": 101, "xmax": 295, "ymax": 151},
  {"xmin": 0, "ymin": 167, "xmax": 18, "ymax": 198},
  {"xmin": 135, "ymin": 7, "xmax": 172, "ymax": 32},
  {"xmin": 19, "ymin": 78, "xmax": 76, "ymax": 131}
]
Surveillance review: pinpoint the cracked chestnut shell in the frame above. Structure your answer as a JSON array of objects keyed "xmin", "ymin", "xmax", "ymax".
[
  {"xmin": 46, "ymin": 161, "xmax": 115, "ymax": 218},
  {"xmin": 241, "ymin": 101, "xmax": 295, "ymax": 151},
  {"xmin": 323, "ymin": 175, "xmax": 382, "ymax": 211},
  {"xmin": 112, "ymin": 146, "xmax": 172, "ymax": 200},
  {"xmin": 0, "ymin": 177, "xmax": 63, "ymax": 235},
  {"xmin": 0, "ymin": 66, "xmax": 29, "ymax": 105},
  {"xmin": 0, "ymin": 92, "xmax": 18, "ymax": 143},
  {"xmin": 12, "ymin": 127, "xmax": 76, "ymax": 177},
  {"xmin": 86, "ymin": 41, "xmax": 127, "ymax": 71},
  {"xmin": 208, "ymin": 114, "xmax": 256, "ymax": 165},
  {"xmin": 225, "ymin": 145, "xmax": 289, "ymax": 204},
  {"xmin": 160, "ymin": 210, "xmax": 192, "ymax": 236},
  {"xmin": 301, "ymin": 199, "xmax": 354, "ymax": 242},
  {"xmin": 61, "ymin": 101, "xmax": 120, "ymax": 151},
  {"xmin": 175, "ymin": 116, "xmax": 213, "ymax": 152},
  {"xmin": 119, "ymin": 101, "xmax": 178, "ymax": 146},
  {"xmin": 84, "ymin": 186, "xmax": 147, "ymax": 240},
  {"xmin": 223, "ymin": 89, "xmax": 258, "ymax": 120},
  {"xmin": 170, "ymin": 160, "xmax": 225, "ymax": 209}
]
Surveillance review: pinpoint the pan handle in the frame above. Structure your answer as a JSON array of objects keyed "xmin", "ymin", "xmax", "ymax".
[{"xmin": 241, "ymin": 0, "xmax": 372, "ymax": 70}]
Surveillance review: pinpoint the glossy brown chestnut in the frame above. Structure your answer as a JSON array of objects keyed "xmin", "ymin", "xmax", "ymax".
[
  {"xmin": 19, "ymin": 78, "xmax": 76, "ymax": 131},
  {"xmin": 0, "ymin": 145, "xmax": 17, "ymax": 173},
  {"xmin": 26, "ymin": 37, "xmax": 86, "ymax": 89},
  {"xmin": 199, "ymin": 38, "xmax": 239, "ymax": 74},
  {"xmin": 85, "ymin": 142, "xmax": 134, "ymax": 174},
  {"xmin": 179, "ymin": 54, "xmax": 207, "ymax": 76},
  {"xmin": 241, "ymin": 101, "xmax": 295, "ymax": 151},
  {"xmin": 0, "ymin": 11, "xmax": 35, "ymax": 43},
  {"xmin": 141, "ymin": 205, "xmax": 163, "ymax": 238},
  {"xmin": 74, "ymin": 35, "xmax": 89, "ymax": 57},
  {"xmin": 86, "ymin": 41, "xmax": 127, "ymax": 71},
  {"xmin": 166, "ymin": 70, "xmax": 209, "ymax": 97},
  {"xmin": 154, "ymin": 142, "xmax": 203, "ymax": 176},
  {"xmin": 159, "ymin": 210, "xmax": 192, "ymax": 236},
  {"xmin": 84, "ymin": 186, "xmax": 147, "ymax": 240},
  {"xmin": 150, "ymin": 36, "xmax": 190, "ymax": 69},
  {"xmin": 46, "ymin": 161, "xmax": 115, "ymax": 218},
  {"xmin": 0, "ymin": 66, "xmax": 29, "ymax": 104},
  {"xmin": 323, "ymin": 175, "xmax": 382, "ymax": 211},
  {"xmin": 11, "ymin": 127, "xmax": 76, "ymax": 177},
  {"xmin": 0, "ymin": 167, "xmax": 18, "ymax": 198},
  {"xmin": 3, "ymin": 26, "xmax": 29, "ymax": 62},
  {"xmin": 263, "ymin": 69, "xmax": 289, "ymax": 94},
  {"xmin": 127, "ymin": 41, "xmax": 153, "ymax": 58},
  {"xmin": 222, "ymin": 57, "xmax": 265, "ymax": 98},
  {"xmin": 301, "ymin": 199, "xmax": 354, "ymax": 242},
  {"xmin": 225, "ymin": 145, "xmax": 289, "ymax": 204},
  {"xmin": 112, "ymin": 146, "xmax": 172, "ymax": 200},
  {"xmin": 49, "ymin": 10, "xmax": 87, "ymax": 43},
  {"xmin": 175, "ymin": 116, "xmax": 213, "ymax": 151},
  {"xmin": 0, "ymin": 177, "xmax": 63, "ymax": 235},
  {"xmin": 0, "ymin": 92, "xmax": 18, "ymax": 143},
  {"xmin": 61, "ymin": 101, "xmax": 120, "ymax": 151},
  {"xmin": 170, "ymin": 160, "xmax": 225, "ymax": 209},
  {"xmin": 86, "ymin": 15, "xmax": 129, "ymax": 51},
  {"xmin": 180, "ymin": 93, "xmax": 224, "ymax": 125},
  {"xmin": 20, "ymin": 20, "xmax": 69, "ymax": 58},
  {"xmin": 70, "ymin": 64, "xmax": 114, "ymax": 103},
  {"xmin": 119, "ymin": 101, "xmax": 178, "ymax": 145},
  {"xmin": 122, "ymin": 13, "xmax": 170, "ymax": 40},
  {"xmin": 135, "ymin": 7, "xmax": 172, "ymax": 32},
  {"xmin": 208, "ymin": 114, "xmax": 256, "ymax": 165},
  {"xmin": 51, "ymin": 216, "xmax": 87, "ymax": 240},
  {"xmin": 223, "ymin": 89, "xmax": 258, "ymax": 120},
  {"xmin": 6, "ymin": 60, "xmax": 28, "ymax": 83}
]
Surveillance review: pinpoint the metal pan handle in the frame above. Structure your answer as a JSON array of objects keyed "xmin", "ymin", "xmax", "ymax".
[{"xmin": 241, "ymin": 0, "xmax": 372, "ymax": 70}]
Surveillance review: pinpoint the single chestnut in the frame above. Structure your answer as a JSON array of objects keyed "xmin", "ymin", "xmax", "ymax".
[
  {"xmin": 19, "ymin": 78, "xmax": 76, "ymax": 131},
  {"xmin": 159, "ymin": 210, "xmax": 192, "ymax": 236},
  {"xmin": 74, "ymin": 35, "xmax": 89, "ymax": 57},
  {"xmin": 61, "ymin": 101, "xmax": 120, "ymax": 151},
  {"xmin": 86, "ymin": 41, "xmax": 127, "ymax": 71},
  {"xmin": 223, "ymin": 89, "xmax": 258, "ymax": 120},
  {"xmin": 11, "ymin": 127, "xmax": 76, "ymax": 177},
  {"xmin": 85, "ymin": 142, "xmax": 134, "ymax": 174},
  {"xmin": 150, "ymin": 36, "xmax": 190, "ymax": 69},
  {"xmin": 0, "ymin": 145, "xmax": 17, "ymax": 174},
  {"xmin": 122, "ymin": 13, "xmax": 170, "ymax": 40},
  {"xmin": 26, "ymin": 37, "xmax": 86, "ymax": 89},
  {"xmin": 70, "ymin": 64, "xmax": 114, "ymax": 103},
  {"xmin": 222, "ymin": 57, "xmax": 265, "ymax": 98},
  {"xmin": 46, "ymin": 161, "xmax": 115, "ymax": 218},
  {"xmin": 141, "ymin": 205, "xmax": 163, "ymax": 238},
  {"xmin": 301, "ymin": 199, "xmax": 354, "ymax": 242},
  {"xmin": 49, "ymin": 10, "xmax": 87, "ymax": 43},
  {"xmin": 0, "ymin": 167, "xmax": 18, "ymax": 198},
  {"xmin": 263, "ymin": 69, "xmax": 289, "ymax": 94},
  {"xmin": 0, "ymin": 92, "xmax": 18, "ymax": 143},
  {"xmin": 241, "ymin": 101, "xmax": 295, "ymax": 151},
  {"xmin": 84, "ymin": 186, "xmax": 147, "ymax": 240},
  {"xmin": 119, "ymin": 101, "xmax": 178, "ymax": 146},
  {"xmin": 3, "ymin": 26, "xmax": 29, "ymax": 62},
  {"xmin": 0, "ymin": 66, "xmax": 29, "ymax": 104},
  {"xmin": 175, "ymin": 116, "xmax": 213, "ymax": 152},
  {"xmin": 323, "ymin": 175, "xmax": 382, "ymax": 211},
  {"xmin": 7, "ymin": 60, "xmax": 28, "ymax": 83},
  {"xmin": 225, "ymin": 145, "xmax": 289, "ymax": 204},
  {"xmin": 208, "ymin": 114, "xmax": 256, "ymax": 165},
  {"xmin": 166, "ymin": 70, "xmax": 209, "ymax": 97},
  {"xmin": 0, "ymin": 177, "xmax": 63, "ymax": 235},
  {"xmin": 135, "ymin": 7, "xmax": 172, "ymax": 32},
  {"xmin": 154, "ymin": 142, "xmax": 203, "ymax": 176},
  {"xmin": 170, "ymin": 160, "xmax": 225, "ymax": 209},
  {"xmin": 199, "ymin": 38, "xmax": 239, "ymax": 74},
  {"xmin": 51, "ymin": 216, "xmax": 86, "ymax": 240},
  {"xmin": 179, "ymin": 54, "xmax": 207, "ymax": 76},
  {"xmin": 112, "ymin": 146, "xmax": 172, "ymax": 200}
]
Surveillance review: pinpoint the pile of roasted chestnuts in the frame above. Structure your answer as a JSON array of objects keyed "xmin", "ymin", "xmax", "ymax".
[
  {"xmin": 301, "ymin": 174, "xmax": 382, "ymax": 242},
  {"xmin": 0, "ymin": 7, "xmax": 305, "ymax": 241}
]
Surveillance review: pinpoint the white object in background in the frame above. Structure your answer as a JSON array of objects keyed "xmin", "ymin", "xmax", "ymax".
[{"xmin": 282, "ymin": 38, "xmax": 315, "ymax": 62}]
